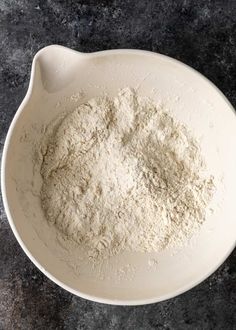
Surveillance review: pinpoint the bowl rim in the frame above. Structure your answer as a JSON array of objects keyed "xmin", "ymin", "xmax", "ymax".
[{"xmin": 1, "ymin": 45, "xmax": 236, "ymax": 306}]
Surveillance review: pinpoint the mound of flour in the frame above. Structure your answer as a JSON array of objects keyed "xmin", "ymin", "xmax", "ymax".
[{"xmin": 39, "ymin": 88, "xmax": 215, "ymax": 260}]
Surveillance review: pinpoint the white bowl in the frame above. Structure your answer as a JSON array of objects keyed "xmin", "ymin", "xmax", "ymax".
[{"xmin": 1, "ymin": 45, "xmax": 236, "ymax": 305}]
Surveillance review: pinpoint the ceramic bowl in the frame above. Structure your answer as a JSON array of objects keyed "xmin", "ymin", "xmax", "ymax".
[{"xmin": 1, "ymin": 45, "xmax": 236, "ymax": 305}]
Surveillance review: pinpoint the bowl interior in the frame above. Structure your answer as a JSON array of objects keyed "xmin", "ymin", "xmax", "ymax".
[{"xmin": 3, "ymin": 47, "xmax": 236, "ymax": 304}]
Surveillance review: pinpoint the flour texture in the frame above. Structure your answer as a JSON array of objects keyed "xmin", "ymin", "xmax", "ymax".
[{"xmin": 40, "ymin": 88, "xmax": 215, "ymax": 260}]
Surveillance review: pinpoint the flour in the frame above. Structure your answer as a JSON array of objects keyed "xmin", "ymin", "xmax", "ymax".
[{"xmin": 39, "ymin": 88, "xmax": 215, "ymax": 260}]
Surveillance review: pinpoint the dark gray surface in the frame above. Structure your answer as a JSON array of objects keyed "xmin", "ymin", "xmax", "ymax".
[{"xmin": 0, "ymin": 0, "xmax": 236, "ymax": 329}]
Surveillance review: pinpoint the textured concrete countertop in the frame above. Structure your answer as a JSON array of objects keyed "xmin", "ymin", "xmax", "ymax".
[{"xmin": 0, "ymin": 1, "xmax": 235, "ymax": 329}]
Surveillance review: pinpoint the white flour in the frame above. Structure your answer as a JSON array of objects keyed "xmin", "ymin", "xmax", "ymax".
[{"xmin": 39, "ymin": 88, "xmax": 215, "ymax": 260}]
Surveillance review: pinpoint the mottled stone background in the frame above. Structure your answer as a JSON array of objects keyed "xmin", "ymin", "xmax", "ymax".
[{"xmin": 0, "ymin": 1, "xmax": 235, "ymax": 329}]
